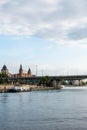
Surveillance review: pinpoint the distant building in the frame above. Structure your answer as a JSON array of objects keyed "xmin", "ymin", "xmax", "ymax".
[
  {"xmin": 14, "ymin": 64, "xmax": 32, "ymax": 77},
  {"xmin": 1, "ymin": 65, "xmax": 12, "ymax": 77}
]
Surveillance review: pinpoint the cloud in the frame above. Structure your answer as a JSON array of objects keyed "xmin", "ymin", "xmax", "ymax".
[
  {"xmin": 0, "ymin": 0, "xmax": 87, "ymax": 45},
  {"xmin": 67, "ymin": 25, "xmax": 87, "ymax": 40}
]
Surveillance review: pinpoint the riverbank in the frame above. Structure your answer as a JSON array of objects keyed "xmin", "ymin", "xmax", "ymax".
[{"xmin": 0, "ymin": 84, "xmax": 62, "ymax": 93}]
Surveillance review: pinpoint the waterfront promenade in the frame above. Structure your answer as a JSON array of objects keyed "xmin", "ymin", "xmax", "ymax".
[{"xmin": 0, "ymin": 84, "xmax": 61, "ymax": 93}]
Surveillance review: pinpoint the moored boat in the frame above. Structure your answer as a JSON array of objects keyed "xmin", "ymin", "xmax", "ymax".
[{"xmin": 8, "ymin": 86, "xmax": 23, "ymax": 92}]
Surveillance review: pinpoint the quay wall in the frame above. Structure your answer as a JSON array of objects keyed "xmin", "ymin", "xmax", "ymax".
[{"xmin": 0, "ymin": 84, "xmax": 61, "ymax": 92}]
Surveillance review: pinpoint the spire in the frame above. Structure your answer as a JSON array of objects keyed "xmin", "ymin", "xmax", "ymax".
[
  {"xmin": 28, "ymin": 68, "xmax": 31, "ymax": 74},
  {"xmin": 1, "ymin": 65, "xmax": 8, "ymax": 74},
  {"xmin": 28, "ymin": 68, "xmax": 32, "ymax": 76},
  {"xmin": 2, "ymin": 65, "xmax": 8, "ymax": 70},
  {"xmin": 19, "ymin": 64, "xmax": 23, "ymax": 76},
  {"xmin": 20, "ymin": 64, "xmax": 22, "ymax": 70}
]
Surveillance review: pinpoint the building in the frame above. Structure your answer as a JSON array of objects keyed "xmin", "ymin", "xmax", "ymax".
[
  {"xmin": 1, "ymin": 65, "xmax": 12, "ymax": 77},
  {"xmin": 14, "ymin": 64, "xmax": 32, "ymax": 77}
]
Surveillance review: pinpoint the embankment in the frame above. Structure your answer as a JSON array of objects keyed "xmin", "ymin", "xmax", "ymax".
[{"xmin": 0, "ymin": 84, "xmax": 62, "ymax": 93}]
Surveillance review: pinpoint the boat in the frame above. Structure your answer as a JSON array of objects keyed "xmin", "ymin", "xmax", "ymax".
[{"xmin": 8, "ymin": 86, "xmax": 23, "ymax": 92}]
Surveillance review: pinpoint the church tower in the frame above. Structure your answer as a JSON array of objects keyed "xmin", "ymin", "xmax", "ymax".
[
  {"xmin": 28, "ymin": 68, "xmax": 32, "ymax": 77},
  {"xmin": 19, "ymin": 64, "xmax": 23, "ymax": 77},
  {"xmin": 1, "ymin": 65, "xmax": 8, "ymax": 74}
]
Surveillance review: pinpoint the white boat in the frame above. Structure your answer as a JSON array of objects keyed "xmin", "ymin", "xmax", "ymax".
[{"xmin": 8, "ymin": 86, "xmax": 23, "ymax": 92}]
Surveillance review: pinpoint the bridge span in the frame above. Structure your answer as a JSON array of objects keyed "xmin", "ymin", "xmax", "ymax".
[{"xmin": 9, "ymin": 75, "xmax": 87, "ymax": 88}]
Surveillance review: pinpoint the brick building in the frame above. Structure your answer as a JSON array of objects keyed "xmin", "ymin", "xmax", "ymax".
[{"xmin": 14, "ymin": 64, "xmax": 32, "ymax": 77}]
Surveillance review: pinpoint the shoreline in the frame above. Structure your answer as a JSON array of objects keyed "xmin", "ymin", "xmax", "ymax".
[
  {"xmin": 0, "ymin": 84, "xmax": 86, "ymax": 93},
  {"xmin": 0, "ymin": 84, "xmax": 62, "ymax": 93},
  {"xmin": 0, "ymin": 84, "xmax": 87, "ymax": 93}
]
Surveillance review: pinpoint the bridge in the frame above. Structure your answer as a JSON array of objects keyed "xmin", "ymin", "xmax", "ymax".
[{"xmin": 9, "ymin": 75, "xmax": 87, "ymax": 87}]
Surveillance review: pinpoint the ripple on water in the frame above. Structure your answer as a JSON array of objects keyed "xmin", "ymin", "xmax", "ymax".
[{"xmin": 0, "ymin": 87, "xmax": 87, "ymax": 130}]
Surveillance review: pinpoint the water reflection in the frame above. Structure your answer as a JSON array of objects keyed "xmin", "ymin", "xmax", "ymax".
[{"xmin": 0, "ymin": 87, "xmax": 87, "ymax": 130}]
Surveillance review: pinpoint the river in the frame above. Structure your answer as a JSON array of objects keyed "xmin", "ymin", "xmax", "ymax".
[{"xmin": 0, "ymin": 86, "xmax": 87, "ymax": 130}]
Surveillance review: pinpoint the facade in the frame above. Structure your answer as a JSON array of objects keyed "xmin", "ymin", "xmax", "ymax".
[
  {"xmin": 14, "ymin": 64, "xmax": 32, "ymax": 77},
  {"xmin": 1, "ymin": 65, "xmax": 8, "ymax": 74},
  {"xmin": 1, "ymin": 64, "xmax": 32, "ymax": 78},
  {"xmin": 1, "ymin": 65, "xmax": 12, "ymax": 77}
]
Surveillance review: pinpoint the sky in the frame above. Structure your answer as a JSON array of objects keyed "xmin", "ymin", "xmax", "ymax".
[{"xmin": 0, "ymin": 0, "xmax": 87, "ymax": 75}]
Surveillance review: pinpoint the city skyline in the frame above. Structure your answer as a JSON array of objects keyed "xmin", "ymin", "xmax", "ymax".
[{"xmin": 0, "ymin": 0, "xmax": 87, "ymax": 75}]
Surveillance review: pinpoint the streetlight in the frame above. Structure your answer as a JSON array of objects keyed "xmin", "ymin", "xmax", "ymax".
[{"xmin": 36, "ymin": 65, "xmax": 37, "ymax": 76}]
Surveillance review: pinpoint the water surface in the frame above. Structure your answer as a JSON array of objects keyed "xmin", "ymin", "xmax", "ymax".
[{"xmin": 0, "ymin": 86, "xmax": 87, "ymax": 130}]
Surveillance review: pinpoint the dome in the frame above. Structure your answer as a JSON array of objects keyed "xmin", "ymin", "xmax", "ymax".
[
  {"xmin": 2, "ymin": 65, "xmax": 8, "ymax": 70},
  {"xmin": 1, "ymin": 65, "xmax": 9, "ymax": 74}
]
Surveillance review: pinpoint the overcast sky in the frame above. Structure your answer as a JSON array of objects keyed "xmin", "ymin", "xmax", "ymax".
[{"xmin": 0, "ymin": 0, "xmax": 87, "ymax": 75}]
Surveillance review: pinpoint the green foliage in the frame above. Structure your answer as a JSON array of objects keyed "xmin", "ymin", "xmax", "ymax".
[
  {"xmin": 81, "ymin": 81, "xmax": 86, "ymax": 85},
  {"xmin": 39, "ymin": 76, "xmax": 51, "ymax": 86},
  {"xmin": 62, "ymin": 80, "xmax": 68, "ymax": 85},
  {"xmin": 0, "ymin": 73, "xmax": 9, "ymax": 84}
]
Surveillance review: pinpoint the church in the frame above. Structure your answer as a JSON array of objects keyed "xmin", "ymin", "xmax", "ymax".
[
  {"xmin": 13, "ymin": 64, "xmax": 32, "ymax": 78},
  {"xmin": 1, "ymin": 64, "xmax": 32, "ymax": 78},
  {"xmin": 1, "ymin": 65, "xmax": 12, "ymax": 77}
]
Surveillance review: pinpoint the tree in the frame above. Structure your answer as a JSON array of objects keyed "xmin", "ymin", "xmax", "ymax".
[
  {"xmin": 39, "ymin": 76, "xmax": 51, "ymax": 86},
  {"xmin": 0, "ymin": 73, "xmax": 9, "ymax": 84}
]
